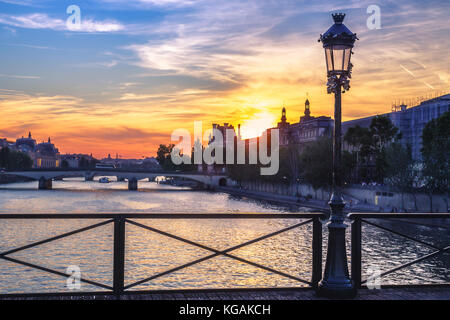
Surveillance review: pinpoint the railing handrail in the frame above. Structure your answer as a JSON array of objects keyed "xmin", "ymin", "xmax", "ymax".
[
  {"xmin": 349, "ymin": 213, "xmax": 449, "ymax": 219},
  {"xmin": 350, "ymin": 212, "xmax": 450, "ymax": 288},
  {"xmin": 0, "ymin": 213, "xmax": 325, "ymax": 219},
  {"xmin": 0, "ymin": 213, "xmax": 324, "ymax": 295}
]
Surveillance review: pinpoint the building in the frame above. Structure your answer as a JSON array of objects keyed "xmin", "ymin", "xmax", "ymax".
[
  {"xmin": 60, "ymin": 154, "xmax": 94, "ymax": 168},
  {"xmin": 12, "ymin": 133, "xmax": 61, "ymax": 168},
  {"xmin": 342, "ymin": 94, "xmax": 450, "ymax": 160},
  {"xmin": 35, "ymin": 137, "xmax": 60, "ymax": 168},
  {"xmin": 206, "ymin": 123, "xmax": 237, "ymax": 173},
  {"xmin": 14, "ymin": 132, "xmax": 38, "ymax": 166},
  {"xmin": 200, "ymin": 98, "xmax": 333, "ymax": 174},
  {"xmin": 275, "ymin": 98, "xmax": 334, "ymax": 152}
]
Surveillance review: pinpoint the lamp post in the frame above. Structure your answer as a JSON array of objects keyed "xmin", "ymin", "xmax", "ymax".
[{"xmin": 317, "ymin": 13, "xmax": 358, "ymax": 298}]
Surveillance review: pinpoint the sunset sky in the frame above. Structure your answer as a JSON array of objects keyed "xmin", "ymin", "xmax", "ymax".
[{"xmin": 0, "ymin": 0, "xmax": 449, "ymax": 158}]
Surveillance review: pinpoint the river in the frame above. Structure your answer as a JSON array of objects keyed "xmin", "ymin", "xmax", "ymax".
[{"xmin": 0, "ymin": 178, "xmax": 448, "ymax": 294}]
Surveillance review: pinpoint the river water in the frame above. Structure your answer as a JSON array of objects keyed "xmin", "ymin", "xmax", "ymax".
[{"xmin": 0, "ymin": 178, "xmax": 448, "ymax": 294}]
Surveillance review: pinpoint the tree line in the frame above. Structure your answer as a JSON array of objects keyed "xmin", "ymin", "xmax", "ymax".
[
  {"xmin": 0, "ymin": 147, "xmax": 33, "ymax": 169},
  {"xmin": 60, "ymin": 157, "xmax": 99, "ymax": 169}
]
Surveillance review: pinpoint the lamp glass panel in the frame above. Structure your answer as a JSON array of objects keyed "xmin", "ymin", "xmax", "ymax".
[
  {"xmin": 325, "ymin": 48, "xmax": 333, "ymax": 72},
  {"xmin": 332, "ymin": 46, "xmax": 345, "ymax": 71},
  {"xmin": 343, "ymin": 48, "xmax": 352, "ymax": 72}
]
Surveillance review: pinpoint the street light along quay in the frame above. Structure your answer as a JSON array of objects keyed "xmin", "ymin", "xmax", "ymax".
[{"xmin": 317, "ymin": 13, "xmax": 358, "ymax": 298}]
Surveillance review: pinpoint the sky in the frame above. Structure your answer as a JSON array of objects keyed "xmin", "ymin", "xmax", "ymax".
[{"xmin": 0, "ymin": 0, "xmax": 449, "ymax": 158}]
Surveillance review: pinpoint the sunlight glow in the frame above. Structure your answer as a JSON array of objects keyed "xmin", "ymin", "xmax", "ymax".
[{"xmin": 239, "ymin": 112, "xmax": 278, "ymax": 139}]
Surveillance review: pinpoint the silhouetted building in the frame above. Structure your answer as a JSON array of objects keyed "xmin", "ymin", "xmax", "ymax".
[
  {"xmin": 342, "ymin": 94, "xmax": 450, "ymax": 160},
  {"xmin": 207, "ymin": 123, "xmax": 236, "ymax": 173},
  {"xmin": 12, "ymin": 133, "xmax": 61, "ymax": 168},
  {"xmin": 15, "ymin": 132, "xmax": 36, "ymax": 153},
  {"xmin": 60, "ymin": 154, "xmax": 94, "ymax": 168},
  {"xmin": 14, "ymin": 132, "xmax": 38, "ymax": 166},
  {"xmin": 275, "ymin": 99, "xmax": 333, "ymax": 151},
  {"xmin": 35, "ymin": 137, "xmax": 60, "ymax": 168}
]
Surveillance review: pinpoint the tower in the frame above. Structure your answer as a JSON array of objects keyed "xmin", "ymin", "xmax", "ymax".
[
  {"xmin": 277, "ymin": 106, "xmax": 290, "ymax": 128},
  {"xmin": 281, "ymin": 107, "xmax": 287, "ymax": 123},
  {"xmin": 300, "ymin": 95, "xmax": 314, "ymax": 123},
  {"xmin": 304, "ymin": 98, "xmax": 311, "ymax": 118}
]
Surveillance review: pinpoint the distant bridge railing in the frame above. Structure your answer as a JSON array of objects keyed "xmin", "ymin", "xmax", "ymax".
[
  {"xmin": 0, "ymin": 213, "xmax": 323, "ymax": 298},
  {"xmin": 349, "ymin": 213, "xmax": 450, "ymax": 288},
  {"xmin": 2, "ymin": 168, "xmax": 226, "ymax": 176}
]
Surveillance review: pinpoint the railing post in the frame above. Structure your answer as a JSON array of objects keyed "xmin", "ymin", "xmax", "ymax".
[
  {"xmin": 351, "ymin": 216, "xmax": 361, "ymax": 289},
  {"xmin": 312, "ymin": 216, "xmax": 322, "ymax": 289},
  {"xmin": 113, "ymin": 215, "xmax": 125, "ymax": 296}
]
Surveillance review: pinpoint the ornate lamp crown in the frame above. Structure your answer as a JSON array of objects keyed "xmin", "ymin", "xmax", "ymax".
[{"xmin": 332, "ymin": 13, "xmax": 345, "ymax": 24}]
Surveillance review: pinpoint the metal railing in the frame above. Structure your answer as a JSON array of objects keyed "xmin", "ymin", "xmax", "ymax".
[
  {"xmin": 0, "ymin": 213, "xmax": 324, "ymax": 297},
  {"xmin": 349, "ymin": 213, "xmax": 450, "ymax": 288}
]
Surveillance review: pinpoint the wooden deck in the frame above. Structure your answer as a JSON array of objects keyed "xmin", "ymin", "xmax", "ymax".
[{"xmin": 2, "ymin": 286, "xmax": 449, "ymax": 300}]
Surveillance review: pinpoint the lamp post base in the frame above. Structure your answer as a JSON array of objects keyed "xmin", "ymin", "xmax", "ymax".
[
  {"xmin": 316, "ymin": 196, "xmax": 356, "ymax": 299},
  {"xmin": 317, "ymin": 282, "xmax": 356, "ymax": 299},
  {"xmin": 316, "ymin": 221, "xmax": 356, "ymax": 299}
]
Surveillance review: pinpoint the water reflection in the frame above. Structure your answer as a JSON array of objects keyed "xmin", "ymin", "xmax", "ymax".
[{"xmin": 0, "ymin": 179, "xmax": 448, "ymax": 293}]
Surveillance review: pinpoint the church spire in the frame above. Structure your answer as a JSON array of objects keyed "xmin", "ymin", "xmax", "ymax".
[
  {"xmin": 300, "ymin": 93, "xmax": 313, "ymax": 123},
  {"xmin": 277, "ymin": 104, "xmax": 289, "ymax": 128},
  {"xmin": 304, "ymin": 96, "xmax": 311, "ymax": 118},
  {"xmin": 281, "ymin": 106, "xmax": 287, "ymax": 123}
]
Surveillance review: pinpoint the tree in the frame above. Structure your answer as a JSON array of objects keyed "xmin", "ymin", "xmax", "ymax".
[
  {"xmin": 370, "ymin": 115, "xmax": 402, "ymax": 151},
  {"xmin": 228, "ymin": 163, "xmax": 260, "ymax": 183},
  {"xmin": 61, "ymin": 160, "xmax": 69, "ymax": 169},
  {"xmin": 287, "ymin": 144, "xmax": 300, "ymax": 181},
  {"xmin": 156, "ymin": 144, "xmax": 194, "ymax": 172},
  {"xmin": 345, "ymin": 116, "xmax": 402, "ymax": 183},
  {"xmin": 344, "ymin": 125, "xmax": 371, "ymax": 182},
  {"xmin": 384, "ymin": 143, "xmax": 416, "ymax": 210},
  {"xmin": 421, "ymin": 111, "xmax": 450, "ymax": 211},
  {"xmin": 78, "ymin": 156, "xmax": 89, "ymax": 168},
  {"xmin": 0, "ymin": 147, "xmax": 32, "ymax": 169},
  {"xmin": 370, "ymin": 116, "xmax": 402, "ymax": 183},
  {"xmin": 156, "ymin": 144, "xmax": 173, "ymax": 166},
  {"xmin": 0, "ymin": 147, "xmax": 11, "ymax": 168},
  {"xmin": 299, "ymin": 138, "xmax": 333, "ymax": 198},
  {"xmin": 344, "ymin": 125, "xmax": 371, "ymax": 156},
  {"xmin": 89, "ymin": 158, "xmax": 100, "ymax": 168},
  {"xmin": 342, "ymin": 150, "xmax": 357, "ymax": 184}
]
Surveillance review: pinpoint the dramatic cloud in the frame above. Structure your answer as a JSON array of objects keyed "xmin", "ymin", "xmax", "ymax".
[
  {"xmin": 0, "ymin": 0, "xmax": 448, "ymax": 157},
  {"xmin": 0, "ymin": 13, "xmax": 124, "ymax": 32}
]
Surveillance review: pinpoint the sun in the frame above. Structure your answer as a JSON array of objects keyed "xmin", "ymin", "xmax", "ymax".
[{"xmin": 239, "ymin": 112, "xmax": 278, "ymax": 139}]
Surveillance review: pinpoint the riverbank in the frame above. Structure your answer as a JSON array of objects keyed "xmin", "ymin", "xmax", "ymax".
[
  {"xmin": 217, "ymin": 186, "xmax": 379, "ymax": 213},
  {"xmin": 225, "ymin": 180, "xmax": 448, "ymax": 213}
]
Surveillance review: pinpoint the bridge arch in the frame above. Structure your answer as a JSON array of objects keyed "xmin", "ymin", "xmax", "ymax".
[{"xmin": 1, "ymin": 170, "xmax": 229, "ymax": 191}]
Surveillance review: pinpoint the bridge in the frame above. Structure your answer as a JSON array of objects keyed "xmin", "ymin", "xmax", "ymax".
[
  {"xmin": 0, "ymin": 213, "xmax": 448, "ymax": 299},
  {"xmin": 0, "ymin": 169, "xmax": 229, "ymax": 191}
]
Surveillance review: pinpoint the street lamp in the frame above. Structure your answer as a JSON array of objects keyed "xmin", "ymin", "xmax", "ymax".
[{"xmin": 317, "ymin": 13, "xmax": 358, "ymax": 298}]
